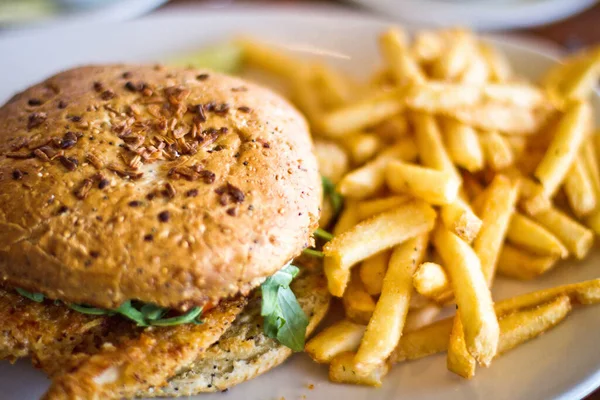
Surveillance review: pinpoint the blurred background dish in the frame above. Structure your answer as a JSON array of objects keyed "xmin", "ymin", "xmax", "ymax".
[
  {"xmin": 345, "ymin": 0, "xmax": 598, "ymax": 30},
  {"xmin": 0, "ymin": 0, "xmax": 167, "ymax": 29}
]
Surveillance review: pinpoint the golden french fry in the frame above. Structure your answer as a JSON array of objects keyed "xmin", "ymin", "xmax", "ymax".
[
  {"xmin": 360, "ymin": 250, "xmax": 391, "ymax": 296},
  {"xmin": 462, "ymin": 172, "xmax": 485, "ymax": 201},
  {"xmin": 305, "ymin": 320, "xmax": 366, "ymax": 363},
  {"xmin": 497, "ymin": 295, "xmax": 571, "ymax": 355},
  {"xmin": 386, "ymin": 161, "xmax": 460, "ymax": 205},
  {"xmin": 324, "ymin": 256, "xmax": 352, "ymax": 298},
  {"xmin": 495, "ymin": 278, "xmax": 600, "ymax": 314},
  {"xmin": 379, "ymin": 27, "xmax": 425, "ymax": 85},
  {"xmin": 564, "ymin": 157, "xmax": 597, "ymax": 217},
  {"xmin": 480, "ymin": 131, "xmax": 514, "ymax": 170},
  {"xmin": 411, "ymin": 112, "xmax": 460, "ymax": 179},
  {"xmin": 373, "ymin": 115, "xmax": 410, "ymax": 141},
  {"xmin": 337, "ymin": 136, "xmax": 418, "ymax": 199},
  {"xmin": 431, "ymin": 30, "xmax": 473, "ymax": 81},
  {"xmin": 517, "ymin": 176, "xmax": 553, "ymax": 216},
  {"xmin": 344, "ymin": 132, "xmax": 382, "ymax": 166},
  {"xmin": 459, "ymin": 52, "xmax": 489, "ymax": 85},
  {"xmin": 543, "ymin": 46, "xmax": 600, "ymax": 103},
  {"xmin": 505, "ymin": 136, "xmax": 528, "ymax": 160},
  {"xmin": 433, "ymin": 225, "xmax": 499, "ymax": 366},
  {"xmin": 473, "ymin": 175, "xmax": 520, "ymax": 286},
  {"xmin": 413, "ymin": 262, "xmax": 452, "ymax": 302},
  {"xmin": 447, "ymin": 315, "xmax": 477, "ymax": 379},
  {"xmin": 507, "ymin": 213, "xmax": 568, "ymax": 258},
  {"xmin": 291, "ymin": 68, "xmax": 323, "ymax": 130},
  {"xmin": 440, "ymin": 198, "xmax": 483, "ymax": 243},
  {"xmin": 405, "ymin": 81, "xmax": 548, "ymax": 113},
  {"xmin": 405, "ymin": 303, "xmax": 442, "ymax": 332},
  {"xmin": 442, "ymin": 118, "xmax": 484, "ymax": 172},
  {"xmin": 312, "ymin": 63, "xmax": 353, "ymax": 109},
  {"xmin": 497, "ymin": 244, "xmax": 559, "ymax": 280},
  {"xmin": 320, "ymin": 197, "xmax": 334, "ymax": 228},
  {"xmin": 392, "ymin": 318, "xmax": 453, "ymax": 362},
  {"xmin": 343, "ymin": 269, "xmax": 377, "ymax": 324},
  {"xmin": 355, "ymin": 236, "xmax": 428, "ymax": 375},
  {"xmin": 531, "ymin": 207, "xmax": 594, "ymax": 259},
  {"xmin": 585, "ymin": 210, "xmax": 600, "ymax": 235},
  {"xmin": 394, "ymin": 295, "xmax": 571, "ymax": 363},
  {"xmin": 323, "ymin": 200, "xmax": 436, "ymax": 274},
  {"xmin": 581, "ymin": 135, "xmax": 600, "ymax": 200},
  {"xmin": 411, "ymin": 30, "xmax": 444, "ymax": 64},
  {"xmin": 534, "ymin": 102, "xmax": 592, "ymax": 196},
  {"xmin": 333, "ymin": 200, "xmax": 359, "ymax": 236},
  {"xmin": 314, "ymin": 139, "xmax": 350, "ymax": 184},
  {"xmin": 329, "ymin": 352, "xmax": 389, "ymax": 387},
  {"xmin": 237, "ymin": 37, "xmax": 306, "ymax": 80},
  {"xmin": 479, "ymin": 43, "xmax": 512, "ymax": 82},
  {"xmin": 356, "ymin": 195, "xmax": 413, "ymax": 221},
  {"xmin": 449, "ymin": 102, "xmax": 553, "ymax": 136},
  {"xmin": 320, "ymin": 90, "xmax": 403, "ymax": 137}
]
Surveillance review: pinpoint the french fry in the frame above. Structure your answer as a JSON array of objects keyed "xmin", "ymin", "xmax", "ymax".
[
  {"xmin": 462, "ymin": 172, "xmax": 485, "ymax": 201},
  {"xmin": 323, "ymin": 199, "xmax": 435, "ymax": 280},
  {"xmin": 506, "ymin": 213, "xmax": 568, "ymax": 258},
  {"xmin": 411, "ymin": 30, "xmax": 444, "ymax": 64},
  {"xmin": 237, "ymin": 37, "xmax": 306, "ymax": 80},
  {"xmin": 329, "ymin": 352, "xmax": 389, "ymax": 387},
  {"xmin": 480, "ymin": 131, "xmax": 514, "ymax": 170},
  {"xmin": 405, "ymin": 81, "xmax": 548, "ymax": 113},
  {"xmin": 404, "ymin": 303, "xmax": 442, "ymax": 332},
  {"xmin": 343, "ymin": 269, "xmax": 377, "ymax": 324},
  {"xmin": 379, "ymin": 27, "xmax": 426, "ymax": 85},
  {"xmin": 312, "ymin": 63, "xmax": 353, "ymax": 109},
  {"xmin": 324, "ymin": 257, "xmax": 352, "ymax": 298},
  {"xmin": 320, "ymin": 90, "xmax": 403, "ymax": 137},
  {"xmin": 495, "ymin": 278, "xmax": 600, "ymax": 314},
  {"xmin": 305, "ymin": 320, "xmax": 366, "ymax": 363},
  {"xmin": 356, "ymin": 195, "xmax": 413, "ymax": 221},
  {"xmin": 337, "ymin": 136, "xmax": 418, "ymax": 199},
  {"xmin": 497, "ymin": 295, "xmax": 571, "ymax": 355},
  {"xmin": 449, "ymin": 102, "xmax": 552, "ymax": 136},
  {"xmin": 320, "ymin": 197, "xmax": 334, "ymax": 229},
  {"xmin": 564, "ymin": 157, "xmax": 597, "ymax": 217},
  {"xmin": 505, "ymin": 135, "xmax": 528, "ymax": 160},
  {"xmin": 459, "ymin": 52, "xmax": 489, "ymax": 85},
  {"xmin": 386, "ymin": 161, "xmax": 460, "ymax": 205},
  {"xmin": 392, "ymin": 318, "xmax": 452, "ymax": 362},
  {"xmin": 497, "ymin": 244, "xmax": 559, "ymax": 280},
  {"xmin": 373, "ymin": 115, "xmax": 410, "ymax": 141},
  {"xmin": 473, "ymin": 175, "xmax": 520, "ymax": 286},
  {"xmin": 442, "ymin": 118, "xmax": 484, "ymax": 172},
  {"xmin": 359, "ymin": 250, "xmax": 391, "ymax": 296},
  {"xmin": 431, "ymin": 30, "xmax": 473, "ymax": 81},
  {"xmin": 531, "ymin": 207, "xmax": 594, "ymax": 259},
  {"xmin": 333, "ymin": 200, "xmax": 359, "ymax": 236},
  {"xmin": 433, "ymin": 225, "xmax": 499, "ymax": 366},
  {"xmin": 534, "ymin": 102, "xmax": 592, "ymax": 196},
  {"xmin": 479, "ymin": 43, "xmax": 512, "ymax": 82},
  {"xmin": 314, "ymin": 139, "xmax": 350, "ymax": 184},
  {"xmin": 291, "ymin": 68, "xmax": 323, "ymax": 129},
  {"xmin": 344, "ymin": 132, "xmax": 382, "ymax": 165},
  {"xmin": 581, "ymin": 135, "xmax": 600, "ymax": 200},
  {"xmin": 393, "ymin": 295, "xmax": 571, "ymax": 363},
  {"xmin": 355, "ymin": 235, "xmax": 428, "ymax": 374},
  {"xmin": 585, "ymin": 211, "xmax": 600, "ymax": 235},
  {"xmin": 413, "ymin": 262, "xmax": 452, "ymax": 301},
  {"xmin": 517, "ymin": 176, "xmax": 553, "ymax": 216},
  {"xmin": 440, "ymin": 198, "xmax": 483, "ymax": 243},
  {"xmin": 411, "ymin": 112, "xmax": 460, "ymax": 180},
  {"xmin": 447, "ymin": 315, "xmax": 477, "ymax": 379},
  {"xmin": 543, "ymin": 46, "xmax": 600, "ymax": 103}
]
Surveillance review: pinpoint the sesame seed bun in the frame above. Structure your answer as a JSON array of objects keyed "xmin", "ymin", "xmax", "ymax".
[{"xmin": 0, "ymin": 65, "xmax": 321, "ymax": 310}]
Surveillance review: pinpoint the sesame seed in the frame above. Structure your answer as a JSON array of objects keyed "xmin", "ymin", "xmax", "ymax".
[{"xmin": 158, "ymin": 211, "xmax": 170, "ymax": 222}]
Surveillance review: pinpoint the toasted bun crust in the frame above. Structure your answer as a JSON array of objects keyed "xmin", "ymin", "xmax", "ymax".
[
  {"xmin": 0, "ymin": 65, "xmax": 320, "ymax": 310},
  {"xmin": 143, "ymin": 261, "xmax": 331, "ymax": 396}
]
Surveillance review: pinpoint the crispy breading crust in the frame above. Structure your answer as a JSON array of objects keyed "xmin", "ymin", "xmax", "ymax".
[
  {"xmin": 42, "ymin": 297, "xmax": 247, "ymax": 400},
  {"xmin": 0, "ymin": 65, "xmax": 321, "ymax": 311}
]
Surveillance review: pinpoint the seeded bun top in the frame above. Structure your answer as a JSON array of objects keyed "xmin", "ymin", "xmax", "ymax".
[{"xmin": 0, "ymin": 65, "xmax": 320, "ymax": 310}]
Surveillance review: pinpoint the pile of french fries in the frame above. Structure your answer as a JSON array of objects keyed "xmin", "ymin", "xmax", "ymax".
[{"xmin": 238, "ymin": 28, "xmax": 600, "ymax": 385}]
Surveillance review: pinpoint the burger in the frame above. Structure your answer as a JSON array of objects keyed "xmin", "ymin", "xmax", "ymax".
[{"xmin": 0, "ymin": 65, "xmax": 330, "ymax": 399}]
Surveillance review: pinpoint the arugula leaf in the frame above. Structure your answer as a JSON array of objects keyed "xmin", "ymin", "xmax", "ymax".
[
  {"xmin": 260, "ymin": 264, "xmax": 309, "ymax": 352},
  {"xmin": 322, "ymin": 176, "xmax": 344, "ymax": 217},
  {"xmin": 15, "ymin": 288, "xmax": 44, "ymax": 303}
]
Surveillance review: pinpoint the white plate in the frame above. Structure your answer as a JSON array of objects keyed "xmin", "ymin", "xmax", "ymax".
[
  {"xmin": 1, "ymin": 6, "xmax": 599, "ymax": 400},
  {"xmin": 346, "ymin": 0, "xmax": 597, "ymax": 31}
]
